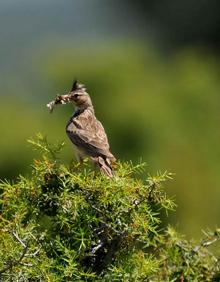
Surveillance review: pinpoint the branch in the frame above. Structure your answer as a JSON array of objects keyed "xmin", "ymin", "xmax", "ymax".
[
  {"xmin": 193, "ymin": 233, "xmax": 220, "ymax": 253},
  {"xmin": 0, "ymin": 231, "xmax": 42, "ymax": 276},
  {"xmin": 13, "ymin": 231, "xmax": 26, "ymax": 248},
  {"xmin": 0, "ymin": 240, "xmax": 28, "ymax": 275}
]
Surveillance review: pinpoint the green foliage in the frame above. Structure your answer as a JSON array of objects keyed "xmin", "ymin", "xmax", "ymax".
[
  {"xmin": 0, "ymin": 135, "xmax": 219, "ymax": 281},
  {"xmin": 1, "ymin": 44, "xmax": 220, "ymax": 238}
]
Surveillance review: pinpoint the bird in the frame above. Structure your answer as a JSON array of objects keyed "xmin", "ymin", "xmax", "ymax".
[{"xmin": 63, "ymin": 80, "xmax": 116, "ymax": 178}]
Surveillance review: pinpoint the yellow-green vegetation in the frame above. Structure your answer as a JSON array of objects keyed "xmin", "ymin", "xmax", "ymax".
[
  {"xmin": 1, "ymin": 42, "xmax": 220, "ymax": 238},
  {"xmin": 0, "ymin": 135, "xmax": 219, "ymax": 281}
]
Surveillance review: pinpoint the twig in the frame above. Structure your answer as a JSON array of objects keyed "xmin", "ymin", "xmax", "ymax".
[
  {"xmin": 193, "ymin": 236, "xmax": 219, "ymax": 253},
  {"xmin": 92, "ymin": 242, "xmax": 105, "ymax": 254},
  {"xmin": 25, "ymin": 245, "xmax": 42, "ymax": 257},
  {"xmin": 12, "ymin": 231, "xmax": 26, "ymax": 248},
  {"xmin": 0, "ymin": 231, "xmax": 42, "ymax": 275},
  {"xmin": 0, "ymin": 242, "xmax": 28, "ymax": 275}
]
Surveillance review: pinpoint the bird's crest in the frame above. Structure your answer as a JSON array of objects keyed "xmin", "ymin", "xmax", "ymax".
[{"xmin": 71, "ymin": 80, "xmax": 86, "ymax": 92}]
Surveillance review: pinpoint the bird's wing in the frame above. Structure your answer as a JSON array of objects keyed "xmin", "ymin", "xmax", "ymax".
[{"xmin": 66, "ymin": 110, "xmax": 114, "ymax": 159}]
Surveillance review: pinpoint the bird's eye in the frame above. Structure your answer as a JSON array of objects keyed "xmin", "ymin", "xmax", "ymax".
[{"xmin": 74, "ymin": 94, "xmax": 79, "ymax": 98}]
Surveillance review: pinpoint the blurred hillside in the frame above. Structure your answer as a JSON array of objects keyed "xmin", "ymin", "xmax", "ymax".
[{"xmin": 0, "ymin": 0, "xmax": 220, "ymax": 239}]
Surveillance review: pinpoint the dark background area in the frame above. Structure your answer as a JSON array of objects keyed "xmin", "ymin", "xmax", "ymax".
[{"xmin": 1, "ymin": 0, "xmax": 220, "ymax": 239}]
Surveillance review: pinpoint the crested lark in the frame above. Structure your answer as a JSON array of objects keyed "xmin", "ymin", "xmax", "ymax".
[{"xmin": 47, "ymin": 80, "xmax": 116, "ymax": 178}]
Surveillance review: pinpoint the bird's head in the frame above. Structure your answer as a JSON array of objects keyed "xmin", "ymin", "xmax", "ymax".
[
  {"xmin": 47, "ymin": 80, "xmax": 93, "ymax": 113},
  {"xmin": 69, "ymin": 80, "xmax": 93, "ymax": 109}
]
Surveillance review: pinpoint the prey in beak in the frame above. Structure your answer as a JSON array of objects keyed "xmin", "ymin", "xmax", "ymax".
[{"xmin": 47, "ymin": 81, "xmax": 90, "ymax": 113}]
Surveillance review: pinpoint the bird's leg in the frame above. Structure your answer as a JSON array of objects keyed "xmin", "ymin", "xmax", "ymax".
[
  {"xmin": 91, "ymin": 157, "xmax": 100, "ymax": 171},
  {"xmin": 76, "ymin": 151, "xmax": 84, "ymax": 165}
]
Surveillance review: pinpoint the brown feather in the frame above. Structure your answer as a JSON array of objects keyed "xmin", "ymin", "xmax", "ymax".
[
  {"xmin": 66, "ymin": 108, "xmax": 115, "ymax": 161},
  {"xmin": 65, "ymin": 82, "xmax": 116, "ymax": 178}
]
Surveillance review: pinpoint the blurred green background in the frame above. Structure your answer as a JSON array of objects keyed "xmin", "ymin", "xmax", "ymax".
[{"xmin": 1, "ymin": 0, "xmax": 220, "ymax": 239}]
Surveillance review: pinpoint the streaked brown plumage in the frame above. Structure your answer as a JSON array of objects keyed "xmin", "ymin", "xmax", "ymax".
[{"xmin": 48, "ymin": 80, "xmax": 116, "ymax": 178}]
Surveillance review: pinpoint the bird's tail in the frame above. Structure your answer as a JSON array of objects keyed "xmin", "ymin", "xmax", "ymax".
[{"xmin": 96, "ymin": 156, "xmax": 114, "ymax": 178}]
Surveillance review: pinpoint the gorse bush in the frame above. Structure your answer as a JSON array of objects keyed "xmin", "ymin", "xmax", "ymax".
[{"xmin": 0, "ymin": 134, "xmax": 220, "ymax": 281}]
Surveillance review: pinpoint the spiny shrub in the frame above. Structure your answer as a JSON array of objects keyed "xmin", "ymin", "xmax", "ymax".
[{"xmin": 0, "ymin": 134, "xmax": 219, "ymax": 281}]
